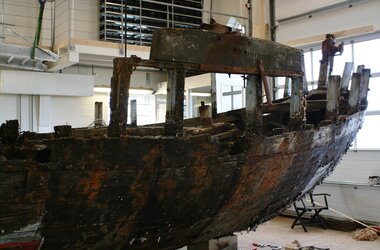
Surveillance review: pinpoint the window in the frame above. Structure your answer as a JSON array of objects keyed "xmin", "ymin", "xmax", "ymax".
[
  {"xmin": 94, "ymin": 102, "xmax": 103, "ymax": 126},
  {"xmin": 354, "ymin": 39, "xmax": 380, "ymax": 73},
  {"xmin": 217, "ymin": 73, "xmax": 245, "ymax": 113},
  {"xmin": 301, "ymin": 36, "xmax": 380, "ymax": 150}
]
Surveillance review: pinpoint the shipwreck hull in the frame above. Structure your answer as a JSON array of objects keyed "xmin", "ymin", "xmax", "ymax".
[
  {"xmin": 0, "ymin": 28, "xmax": 371, "ymax": 249},
  {"xmin": 0, "ymin": 111, "xmax": 364, "ymax": 249}
]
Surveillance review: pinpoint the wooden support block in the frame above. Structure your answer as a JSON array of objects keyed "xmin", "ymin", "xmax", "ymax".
[
  {"xmin": 187, "ymin": 235, "xmax": 237, "ymax": 250},
  {"xmin": 54, "ymin": 125, "xmax": 72, "ymax": 138},
  {"xmin": 289, "ymin": 77, "xmax": 306, "ymax": 130},
  {"xmin": 326, "ymin": 75, "xmax": 341, "ymax": 121},
  {"xmin": 245, "ymin": 74, "xmax": 263, "ymax": 134},
  {"xmin": 348, "ymin": 73, "xmax": 362, "ymax": 114},
  {"xmin": 340, "ymin": 62, "xmax": 354, "ymax": 92},
  {"xmin": 199, "ymin": 101, "xmax": 213, "ymax": 127},
  {"xmin": 164, "ymin": 68, "xmax": 185, "ymax": 136},
  {"xmin": 130, "ymin": 99, "xmax": 137, "ymax": 127},
  {"xmin": 0, "ymin": 120, "xmax": 19, "ymax": 143}
]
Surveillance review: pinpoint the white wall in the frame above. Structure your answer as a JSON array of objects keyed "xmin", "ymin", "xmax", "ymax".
[
  {"xmin": 0, "ymin": 93, "xmax": 18, "ymax": 121},
  {"xmin": 314, "ymin": 183, "xmax": 380, "ymax": 224},
  {"xmin": 309, "ymin": 151, "xmax": 379, "ymax": 223},
  {"xmin": 276, "ymin": 0, "xmax": 380, "ymax": 44},
  {"xmin": 61, "ymin": 65, "xmax": 166, "ymax": 88},
  {"xmin": 0, "ymin": 0, "xmax": 53, "ymax": 46},
  {"xmin": 54, "ymin": 0, "xmax": 99, "ymax": 45},
  {"xmin": 50, "ymin": 93, "xmax": 110, "ymax": 129},
  {"xmin": 326, "ymin": 151, "xmax": 380, "ymax": 183}
]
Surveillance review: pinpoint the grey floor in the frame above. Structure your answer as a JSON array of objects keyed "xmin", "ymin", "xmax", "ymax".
[
  {"xmin": 237, "ymin": 216, "xmax": 380, "ymax": 250},
  {"xmin": 178, "ymin": 216, "xmax": 379, "ymax": 250}
]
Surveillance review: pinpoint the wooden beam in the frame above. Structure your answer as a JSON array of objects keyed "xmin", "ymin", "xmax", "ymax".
[
  {"xmin": 252, "ymin": 0, "xmax": 269, "ymax": 39},
  {"xmin": 282, "ymin": 25, "xmax": 374, "ymax": 47},
  {"xmin": 359, "ymin": 69, "xmax": 371, "ymax": 110},
  {"xmin": 108, "ymin": 59, "xmax": 134, "ymax": 137},
  {"xmin": 289, "ymin": 77, "xmax": 305, "ymax": 130},
  {"xmin": 348, "ymin": 73, "xmax": 362, "ymax": 114},
  {"xmin": 164, "ymin": 68, "xmax": 185, "ymax": 136},
  {"xmin": 340, "ymin": 62, "xmax": 354, "ymax": 92},
  {"xmin": 245, "ymin": 74, "xmax": 263, "ymax": 134},
  {"xmin": 130, "ymin": 99, "xmax": 137, "ymax": 127}
]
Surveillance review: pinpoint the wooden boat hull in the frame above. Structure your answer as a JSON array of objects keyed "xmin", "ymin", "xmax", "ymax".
[
  {"xmin": 0, "ymin": 28, "xmax": 370, "ymax": 249},
  {"xmin": 0, "ymin": 111, "xmax": 364, "ymax": 249}
]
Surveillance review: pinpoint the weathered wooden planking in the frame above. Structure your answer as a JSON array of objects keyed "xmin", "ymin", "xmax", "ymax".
[{"xmin": 150, "ymin": 28, "xmax": 303, "ymax": 77}]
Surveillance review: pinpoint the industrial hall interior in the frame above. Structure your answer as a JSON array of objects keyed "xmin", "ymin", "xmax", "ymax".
[{"xmin": 0, "ymin": 0, "xmax": 380, "ymax": 250}]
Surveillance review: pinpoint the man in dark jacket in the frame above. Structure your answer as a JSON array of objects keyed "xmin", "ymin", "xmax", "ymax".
[{"xmin": 321, "ymin": 33, "xmax": 344, "ymax": 75}]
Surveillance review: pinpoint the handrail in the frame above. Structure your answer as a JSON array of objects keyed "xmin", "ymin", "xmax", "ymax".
[{"xmin": 101, "ymin": 0, "xmax": 249, "ymax": 45}]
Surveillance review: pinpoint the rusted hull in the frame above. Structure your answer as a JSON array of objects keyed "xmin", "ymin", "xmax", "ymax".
[
  {"xmin": 0, "ymin": 112, "xmax": 364, "ymax": 249},
  {"xmin": 0, "ymin": 28, "xmax": 370, "ymax": 249}
]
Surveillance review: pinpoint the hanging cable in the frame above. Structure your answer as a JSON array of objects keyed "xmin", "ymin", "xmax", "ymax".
[{"xmin": 31, "ymin": 0, "xmax": 46, "ymax": 59}]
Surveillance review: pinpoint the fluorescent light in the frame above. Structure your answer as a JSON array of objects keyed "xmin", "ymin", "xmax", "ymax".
[
  {"xmin": 129, "ymin": 88, "xmax": 154, "ymax": 94},
  {"xmin": 190, "ymin": 92, "xmax": 211, "ymax": 97},
  {"xmin": 94, "ymin": 87, "xmax": 154, "ymax": 95},
  {"xmin": 94, "ymin": 87, "xmax": 111, "ymax": 93}
]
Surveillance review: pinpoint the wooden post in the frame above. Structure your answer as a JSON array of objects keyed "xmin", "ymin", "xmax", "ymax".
[
  {"xmin": 211, "ymin": 73, "xmax": 217, "ymax": 118},
  {"xmin": 348, "ymin": 73, "xmax": 362, "ymax": 114},
  {"xmin": 130, "ymin": 99, "xmax": 137, "ymax": 127},
  {"xmin": 359, "ymin": 68, "xmax": 371, "ymax": 111},
  {"xmin": 340, "ymin": 62, "xmax": 354, "ymax": 92},
  {"xmin": 318, "ymin": 61, "xmax": 330, "ymax": 88},
  {"xmin": 165, "ymin": 68, "xmax": 185, "ymax": 136},
  {"xmin": 283, "ymin": 77, "xmax": 291, "ymax": 98},
  {"xmin": 326, "ymin": 75, "xmax": 341, "ymax": 121},
  {"xmin": 301, "ymin": 53, "xmax": 309, "ymax": 94},
  {"xmin": 289, "ymin": 77, "xmax": 305, "ymax": 130},
  {"xmin": 108, "ymin": 60, "xmax": 134, "ymax": 137},
  {"xmin": 245, "ymin": 74, "xmax": 262, "ymax": 134}
]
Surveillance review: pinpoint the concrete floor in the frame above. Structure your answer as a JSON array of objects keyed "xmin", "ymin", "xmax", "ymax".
[
  {"xmin": 178, "ymin": 216, "xmax": 379, "ymax": 250},
  {"xmin": 237, "ymin": 216, "xmax": 380, "ymax": 250}
]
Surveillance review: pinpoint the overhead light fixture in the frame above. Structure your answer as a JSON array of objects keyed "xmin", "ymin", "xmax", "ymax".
[
  {"xmin": 190, "ymin": 92, "xmax": 211, "ymax": 97},
  {"xmin": 94, "ymin": 87, "xmax": 111, "ymax": 93},
  {"xmin": 129, "ymin": 88, "xmax": 154, "ymax": 94},
  {"xmin": 94, "ymin": 87, "xmax": 154, "ymax": 95}
]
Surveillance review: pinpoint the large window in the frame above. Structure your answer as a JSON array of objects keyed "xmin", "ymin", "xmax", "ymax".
[{"xmin": 216, "ymin": 74, "xmax": 245, "ymax": 113}]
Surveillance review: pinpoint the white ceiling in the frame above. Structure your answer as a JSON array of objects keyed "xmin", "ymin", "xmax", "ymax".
[{"xmin": 276, "ymin": 0, "xmax": 347, "ymax": 20}]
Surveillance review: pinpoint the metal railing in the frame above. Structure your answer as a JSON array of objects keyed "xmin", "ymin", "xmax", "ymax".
[{"xmin": 100, "ymin": 0, "xmax": 249, "ymax": 45}]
